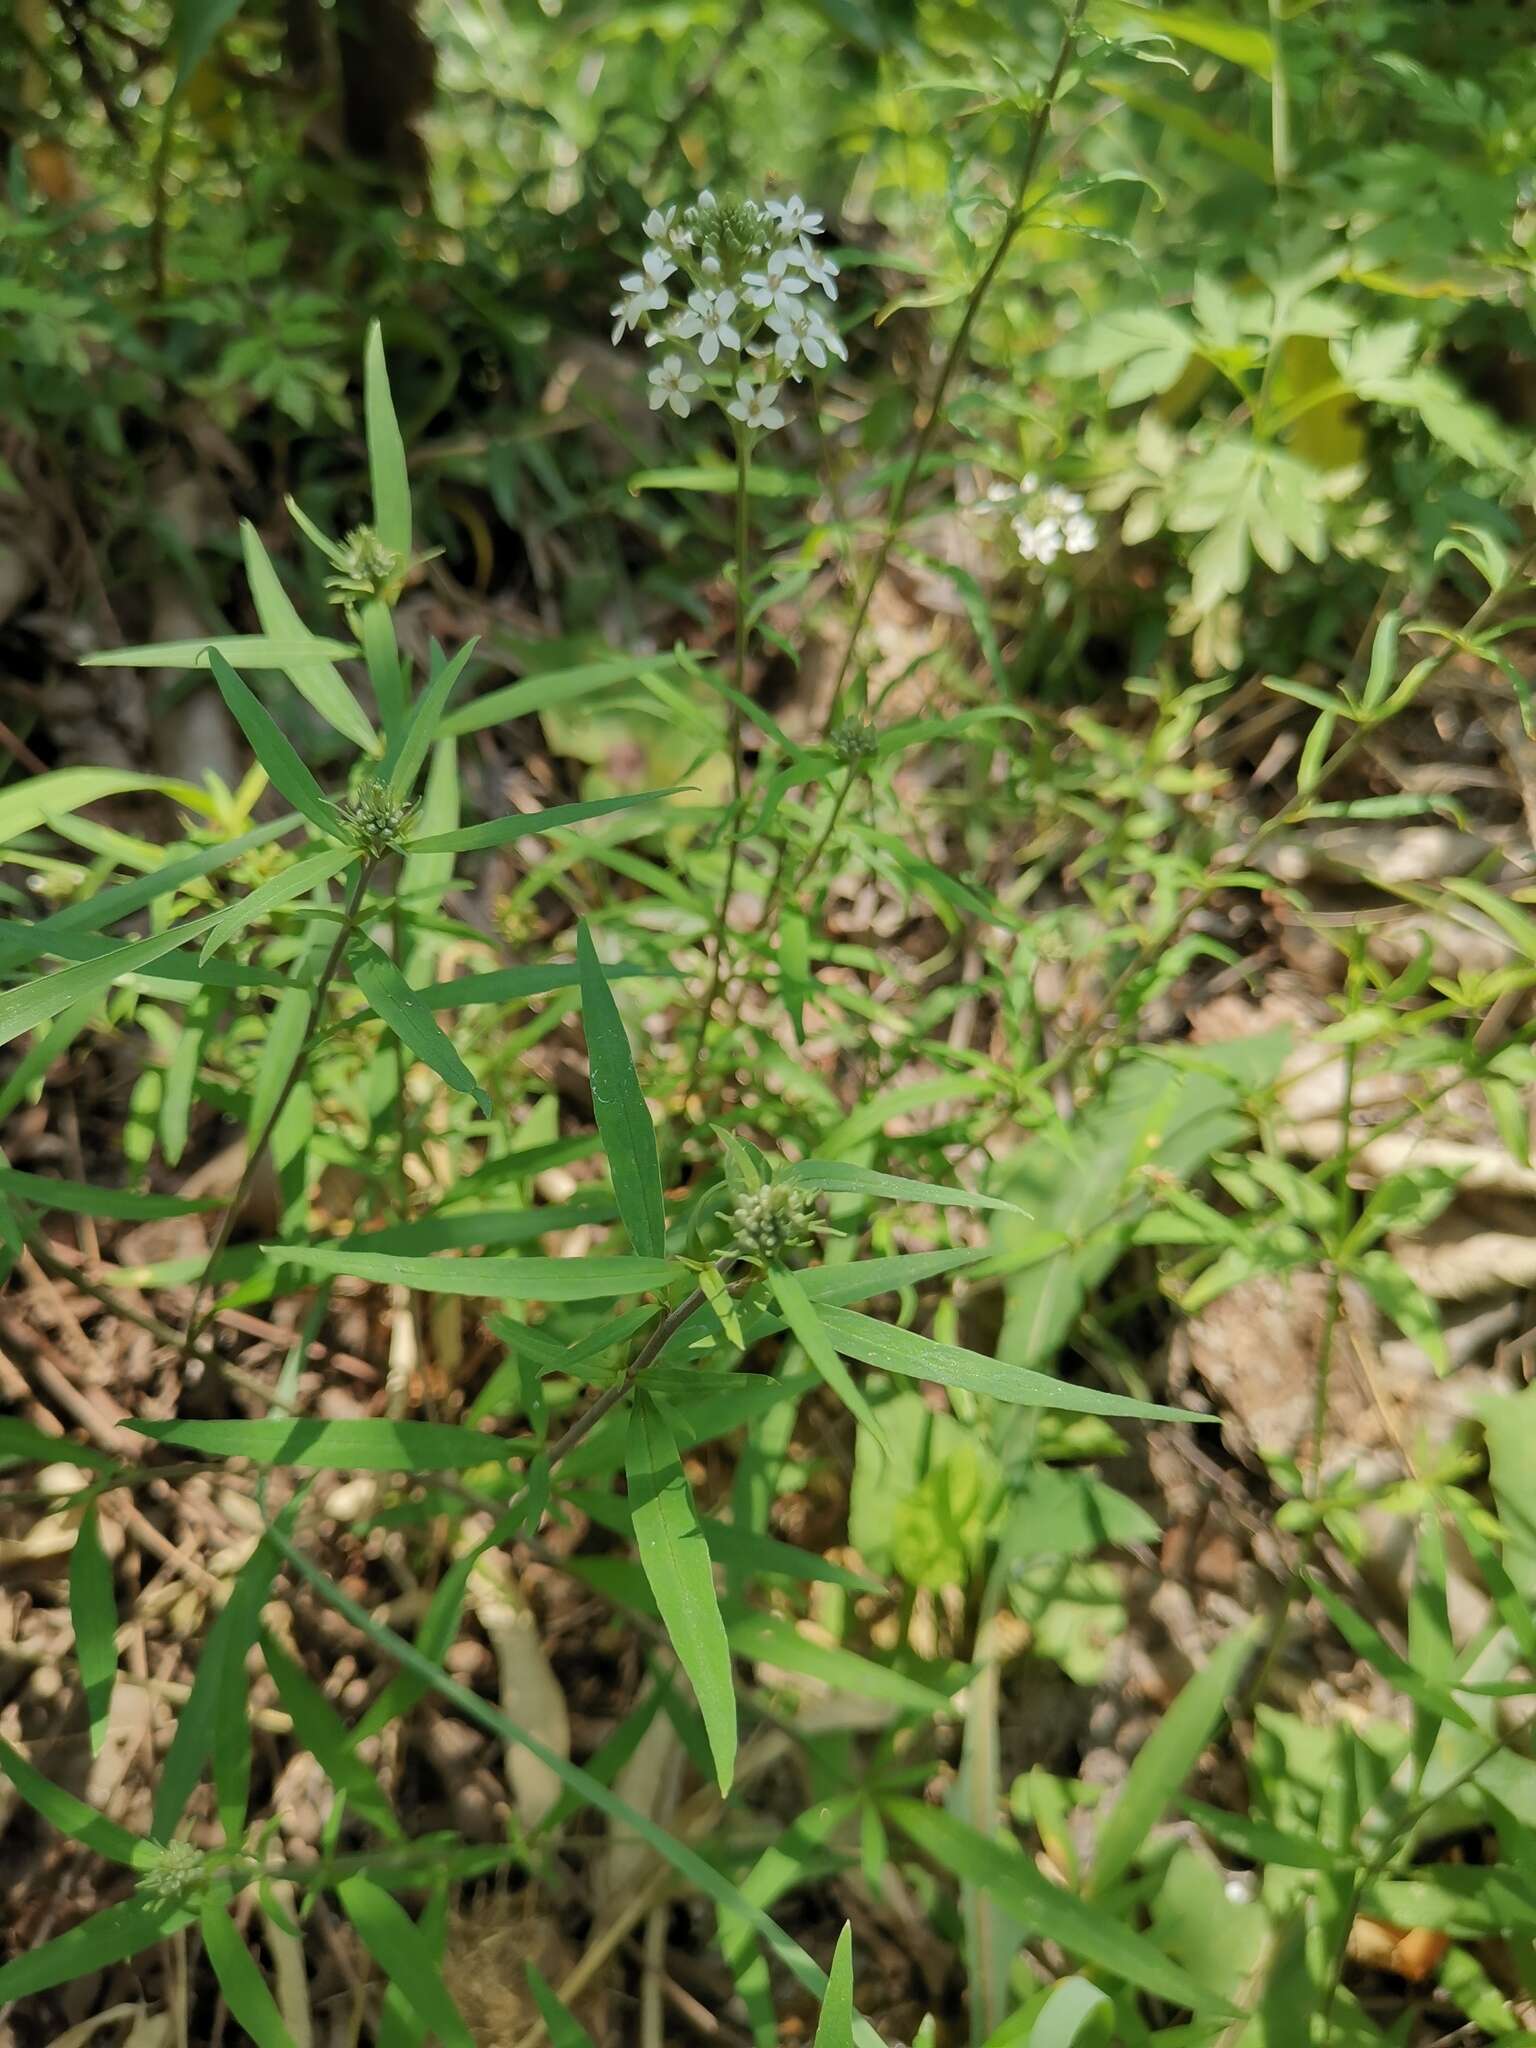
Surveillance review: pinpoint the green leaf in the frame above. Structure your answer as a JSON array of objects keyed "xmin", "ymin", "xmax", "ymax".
[
  {"xmin": 784, "ymin": 1160, "xmax": 1028, "ymax": 1216},
  {"xmin": 1305, "ymin": 1575, "xmax": 1478, "ymax": 1731},
  {"xmin": 0, "ymin": 1415, "xmax": 115, "ymax": 1471},
  {"xmin": 70, "ymin": 1503, "xmax": 118, "ymax": 1758},
  {"xmin": 133, "ymin": 1416, "xmax": 522, "ymax": 1471},
  {"xmin": 526, "ymin": 1963, "xmax": 599, "ymax": 2048},
  {"xmin": 420, "ymin": 959, "xmax": 656, "ymax": 1011},
  {"xmin": 241, "ymin": 520, "xmax": 378, "ymax": 752},
  {"xmin": 1088, "ymin": 1624, "xmax": 1255, "ymax": 1895},
  {"xmin": 350, "ymin": 936, "xmax": 491, "ymax": 1116},
  {"xmin": 888, "ymin": 1801, "xmax": 1233, "ymax": 2016},
  {"xmin": 364, "ymin": 322, "xmax": 412, "ymax": 560},
  {"xmin": 0, "ymin": 907, "xmax": 226, "ymax": 1049},
  {"xmin": 629, "ymin": 465, "xmax": 806, "ymax": 497},
  {"xmin": 628, "ymin": 1388, "xmax": 737, "ymax": 1791},
  {"xmin": 0, "ymin": 767, "xmax": 208, "ymax": 845},
  {"xmin": 200, "ymin": 843, "xmax": 357, "ymax": 962},
  {"xmin": 338, "ymin": 1874, "xmax": 474, "ymax": 2048},
  {"xmin": 813, "ymin": 1925, "xmax": 856, "ymax": 2048},
  {"xmin": 440, "ymin": 651, "xmax": 690, "ymax": 740},
  {"xmin": 0, "ymin": 1893, "xmax": 195, "ymax": 2000},
  {"xmin": 171, "ymin": 0, "xmax": 246, "ymax": 89},
  {"xmin": 411, "ymin": 785, "xmax": 681, "ymax": 855},
  {"xmin": 261, "ymin": 1634, "xmax": 400, "ymax": 1837},
  {"xmin": 770, "ymin": 1265, "xmax": 887, "ymax": 1448},
  {"xmin": 1022, "ymin": 1979, "xmax": 1114, "ymax": 2048},
  {"xmin": 273, "ymin": 1243, "xmax": 681, "ymax": 1300},
  {"xmin": 0, "ymin": 1734, "xmax": 152, "ymax": 1868},
  {"xmin": 206, "ymin": 650, "xmax": 341, "ymax": 841},
  {"xmin": 385, "ymin": 638, "xmax": 480, "ymax": 799},
  {"xmin": 0, "ymin": 1166, "xmax": 214, "ymax": 1221},
  {"xmin": 817, "ymin": 1308, "xmax": 1195, "ymax": 1421},
  {"xmin": 201, "ymin": 1900, "xmax": 298, "ymax": 2048},
  {"xmin": 83, "ymin": 635, "xmax": 358, "ymax": 670},
  {"xmin": 577, "ymin": 923, "xmax": 666, "ymax": 1260}
]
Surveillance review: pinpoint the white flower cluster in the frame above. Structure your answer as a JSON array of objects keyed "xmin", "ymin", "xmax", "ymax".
[
  {"xmin": 611, "ymin": 190, "xmax": 843, "ymax": 432},
  {"xmin": 987, "ymin": 475, "xmax": 1098, "ymax": 567}
]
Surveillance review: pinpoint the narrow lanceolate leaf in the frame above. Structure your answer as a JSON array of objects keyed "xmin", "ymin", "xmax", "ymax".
[
  {"xmin": 1087, "ymin": 1623, "xmax": 1256, "ymax": 1897},
  {"xmin": 200, "ymin": 1900, "xmax": 299, "ymax": 2048},
  {"xmin": 70, "ymin": 1503, "xmax": 118, "ymax": 1757},
  {"xmin": 887, "ymin": 1801, "xmax": 1233, "ymax": 2017},
  {"xmin": 338, "ymin": 1875, "xmax": 474, "ymax": 2048},
  {"xmin": 385, "ymin": 637, "xmax": 479, "ymax": 797},
  {"xmin": 206, "ymin": 651, "xmax": 341, "ymax": 840},
  {"xmin": 627, "ymin": 1388, "xmax": 736, "ymax": 1792},
  {"xmin": 261, "ymin": 1633, "xmax": 400, "ymax": 1839},
  {"xmin": 784, "ymin": 1161, "xmax": 1029, "ymax": 1217},
  {"xmin": 411, "ymin": 785, "xmax": 683, "ymax": 855},
  {"xmin": 770, "ymin": 1265, "xmax": 887, "ymax": 1449},
  {"xmin": 364, "ymin": 321, "xmax": 412, "ymax": 560},
  {"xmin": 273, "ymin": 1243, "xmax": 681, "ymax": 1301},
  {"xmin": 1021, "ymin": 1979, "xmax": 1114, "ymax": 2048},
  {"xmin": 0, "ymin": 1167, "xmax": 214, "ymax": 1221},
  {"xmin": 82, "ymin": 635, "xmax": 358, "ymax": 670},
  {"xmin": 200, "ymin": 843, "xmax": 357, "ymax": 961},
  {"xmin": 133, "ymin": 1416, "xmax": 523, "ymax": 1472},
  {"xmin": 526, "ymin": 1963, "xmax": 600, "ymax": 2048},
  {"xmin": 0, "ymin": 1734, "xmax": 153, "ymax": 1869},
  {"xmin": 241, "ymin": 520, "xmax": 378, "ymax": 752},
  {"xmin": 817, "ymin": 1308, "xmax": 1195, "ymax": 1422},
  {"xmin": 813, "ymin": 1925, "xmax": 856, "ymax": 2048},
  {"xmin": 577, "ymin": 923, "xmax": 665, "ymax": 1259},
  {"xmin": 350, "ymin": 937, "xmax": 491, "ymax": 1117},
  {"xmin": 0, "ymin": 907, "xmax": 226, "ymax": 1049},
  {"xmin": 0, "ymin": 1894, "xmax": 196, "ymax": 2000}
]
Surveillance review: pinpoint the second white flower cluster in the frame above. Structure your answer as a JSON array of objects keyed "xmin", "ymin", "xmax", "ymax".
[
  {"xmin": 987, "ymin": 475, "xmax": 1098, "ymax": 567},
  {"xmin": 612, "ymin": 190, "xmax": 844, "ymax": 432}
]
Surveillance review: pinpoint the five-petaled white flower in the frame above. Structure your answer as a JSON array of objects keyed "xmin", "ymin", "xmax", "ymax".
[
  {"xmin": 768, "ymin": 196, "xmax": 822, "ymax": 236},
  {"xmin": 727, "ymin": 376, "xmax": 786, "ymax": 432},
  {"xmin": 648, "ymin": 353, "xmax": 702, "ymax": 418},
  {"xmin": 644, "ymin": 206, "xmax": 677, "ymax": 242},
  {"xmin": 768, "ymin": 303, "xmax": 844, "ymax": 372},
  {"xmin": 792, "ymin": 239, "xmax": 839, "ymax": 299},
  {"xmin": 675, "ymin": 287, "xmax": 742, "ymax": 365},
  {"xmin": 742, "ymin": 249, "xmax": 808, "ymax": 315}
]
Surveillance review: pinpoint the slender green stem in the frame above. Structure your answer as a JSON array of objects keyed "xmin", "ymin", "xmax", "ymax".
[
  {"xmin": 684, "ymin": 427, "xmax": 753, "ymax": 1104},
  {"xmin": 817, "ymin": 0, "xmax": 1088, "ymax": 739},
  {"xmin": 182, "ymin": 857, "xmax": 377, "ymax": 1359}
]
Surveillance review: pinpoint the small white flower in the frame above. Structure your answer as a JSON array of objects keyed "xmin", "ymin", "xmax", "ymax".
[
  {"xmin": 675, "ymin": 287, "xmax": 741, "ymax": 365},
  {"xmin": 640, "ymin": 245, "xmax": 676, "ymax": 288},
  {"xmin": 696, "ymin": 188, "xmax": 717, "ymax": 211},
  {"xmin": 648, "ymin": 353, "xmax": 702, "ymax": 418},
  {"xmin": 1013, "ymin": 514, "xmax": 1063, "ymax": 565},
  {"xmin": 791, "ymin": 239, "xmax": 839, "ymax": 299},
  {"xmin": 611, "ymin": 288, "xmax": 656, "ymax": 344},
  {"xmin": 644, "ymin": 206, "xmax": 676, "ymax": 242},
  {"xmin": 727, "ymin": 376, "xmax": 785, "ymax": 432},
  {"xmin": 1062, "ymin": 511, "xmax": 1097, "ymax": 555},
  {"xmin": 1020, "ymin": 472, "xmax": 1039, "ymax": 494},
  {"xmin": 612, "ymin": 256, "xmax": 671, "ymax": 343},
  {"xmin": 742, "ymin": 249, "xmax": 808, "ymax": 314},
  {"xmin": 768, "ymin": 195, "xmax": 822, "ymax": 237},
  {"xmin": 768, "ymin": 303, "xmax": 844, "ymax": 372}
]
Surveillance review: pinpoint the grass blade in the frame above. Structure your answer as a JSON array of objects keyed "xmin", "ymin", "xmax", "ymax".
[
  {"xmin": 364, "ymin": 320, "xmax": 412, "ymax": 560},
  {"xmin": 526, "ymin": 1962, "xmax": 600, "ymax": 2048},
  {"xmin": 206, "ymin": 650, "xmax": 341, "ymax": 840},
  {"xmin": 351, "ymin": 936, "xmax": 491, "ymax": 1116},
  {"xmin": 813, "ymin": 1925, "xmax": 856, "ymax": 2047},
  {"xmin": 69, "ymin": 1502, "xmax": 118, "ymax": 1757},
  {"xmin": 577, "ymin": 922, "xmax": 665, "ymax": 1259},
  {"xmin": 201, "ymin": 1899, "xmax": 298, "ymax": 2048},
  {"xmin": 628, "ymin": 1388, "xmax": 737, "ymax": 1791},
  {"xmin": 241, "ymin": 518, "xmax": 377, "ymax": 752},
  {"xmin": 0, "ymin": 1895, "xmax": 195, "ymax": 2000},
  {"xmin": 338, "ymin": 1874, "xmax": 473, "ymax": 2048}
]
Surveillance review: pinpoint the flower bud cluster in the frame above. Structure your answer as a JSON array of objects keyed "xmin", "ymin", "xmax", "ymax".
[{"xmin": 727, "ymin": 1180, "xmax": 820, "ymax": 1265}]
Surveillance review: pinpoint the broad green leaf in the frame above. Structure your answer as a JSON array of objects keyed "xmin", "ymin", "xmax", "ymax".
[
  {"xmin": 526, "ymin": 1963, "xmax": 599, "ymax": 2048},
  {"xmin": 351, "ymin": 936, "xmax": 491, "ymax": 1116},
  {"xmin": 338, "ymin": 1875, "xmax": 473, "ymax": 2048},
  {"xmin": 274, "ymin": 1243, "xmax": 681, "ymax": 1299},
  {"xmin": 206, "ymin": 651, "xmax": 341, "ymax": 840},
  {"xmin": 411, "ymin": 784, "xmax": 681, "ymax": 855},
  {"xmin": 577, "ymin": 923, "xmax": 665, "ymax": 1260},
  {"xmin": 0, "ymin": 767, "xmax": 207, "ymax": 845},
  {"xmin": 785, "ymin": 1160, "xmax": 1028, "ymax": 1217},
  {"xmin": 1088, "ymin": 1624, "xmax": 1255, "ymax": 1895},
  {"xmin": 364, "ymin": 322, "xmax": 412, "ymax": 560},
  {"xmin": 83, "ymin": 635, "xmax": 358, "ymax": 670},
  {"xmin": 270, "ymin": 1524, "xmax": 882, "ymax": 2045},
  {"xmin": 770, "ymin": 1265, "xmax": 887, "ymax": 1447},
  {"xmin": 200, "ymin": 843, "xmax": 357, "ymax": 961},
  {"xmin": 241, "ymin": 520, "xmax": 378, "ymax": 751},
  {"xmin": 133, "ymin": 1416, "xmax": 522, "ymax": 1471},
  {"xmin": 385, "ymin": 638, "xmax": 480, "ymax": 798},
  {"xmin": 200, "ymin": 1901, "xmax": 298, "ymax": 2048},
  {"xmin": 818, "ymin": 1308, "xmax": 1194, "ymax": 1421},
  {"xmin": 888, "ymin": 1801, "xmax": 1233, "ymax": 2016},
  {"xmin": 813, "ymin": 1925, "xmax": 856, "ymax": 2048},
  {"xmin": 70, "ymin": 1503, "xmax": 118, "ymax": 1757},
  {"xmin": 628, "ymin": 1388, "xmax": 737, "ymax": 1791},
  {"xmin": 0, "ymin": 1893, "xmax": 195, "ymax": 2000},
  {"xmin": 0, "ymin": 906, "xmax": 226, "ymax": 1049},
  {"xmin": 0, "ymin": 1734, "xmax": 152, "ymax": 1868}
]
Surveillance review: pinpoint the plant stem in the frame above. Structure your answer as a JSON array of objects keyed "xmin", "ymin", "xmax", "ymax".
[
  {"xmin": 817, "ymin": 0, "xmax": 1088, "ymax": 739},
  {"xmin": 684, "ymin": 426, "xmax": 753, "ymax": 1104},
  {"xmin": 182, "ymin": 857, "xmax": 376, "ymax": 1361}
]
